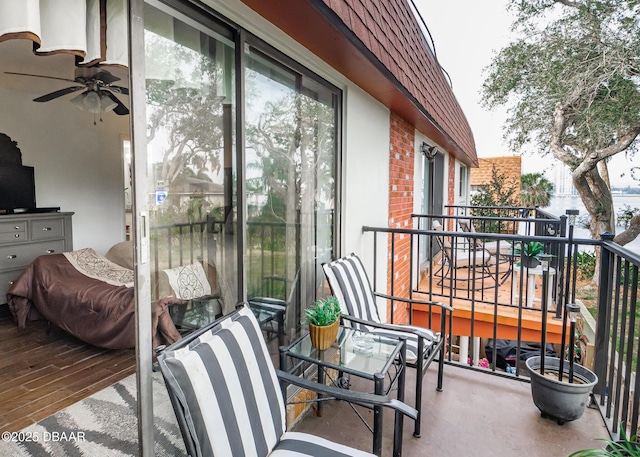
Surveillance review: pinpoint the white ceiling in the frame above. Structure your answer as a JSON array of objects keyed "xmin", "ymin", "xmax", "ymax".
[{"xmin": 0, "ymin": 38, "xmax": 129, "ymax": 103}]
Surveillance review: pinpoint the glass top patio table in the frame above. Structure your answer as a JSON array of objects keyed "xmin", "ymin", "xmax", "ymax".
[
  {"xmin": 282, "ymin": 326, "xmax": 405, "ymax": 380},
  {"xmin": 280, "ymin": 326, "xmax": 407, "ymax": 456}
]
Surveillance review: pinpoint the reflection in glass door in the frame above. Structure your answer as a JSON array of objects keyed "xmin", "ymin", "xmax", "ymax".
[
  {"xmin": 144, "ymin": 3, "xmax": 237, "ymax": 321},
  {"xmin": 244, "ymin": 46, "xmax": 338, "ymax": 347}
]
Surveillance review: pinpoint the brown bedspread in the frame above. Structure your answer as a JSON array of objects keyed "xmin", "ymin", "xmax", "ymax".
[{"xmin": 6, "ymin": 252, "xmax": 181, "ymax": 349}]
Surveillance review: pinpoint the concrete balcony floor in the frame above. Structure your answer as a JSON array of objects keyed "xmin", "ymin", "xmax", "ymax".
[{"xmin": 292, "ymin": 363, "xmax": 609, "ymax": 457}]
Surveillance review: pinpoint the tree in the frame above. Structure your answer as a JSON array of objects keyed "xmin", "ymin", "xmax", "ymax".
[
  {"xmin": 470, "ymin": 164, "xmax": 520, "ymax": 232},
  {"xmin": 521, "ymin": 173, "xmax": 554, "ymax": 208},
  {"xmin": 482, "ymin": 0, "xmax": 640, "ymax": 246}
]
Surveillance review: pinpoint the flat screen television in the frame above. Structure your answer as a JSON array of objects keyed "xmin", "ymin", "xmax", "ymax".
[{"xmin": 0, "ymin": 165, "xmax": 36, "ymax": 212}]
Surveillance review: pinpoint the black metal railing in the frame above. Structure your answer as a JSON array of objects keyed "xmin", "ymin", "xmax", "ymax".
[
  {"xmin": 363, "ymin": 213, "xmax": 640, "ymax": 440},
  {"xmin": 593, "ymin": 235, "xmax": 640, "ymax": 440}
]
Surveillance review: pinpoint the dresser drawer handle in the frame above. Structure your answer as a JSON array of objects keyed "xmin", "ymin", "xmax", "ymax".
[
  {"xmin": 7, "ymin": 254, "xmax": 17, "ymax": 259},
  {"xmin": 9, "ymin": 281, "xmax": 14, "ymax": 285},
  {"xmin": 15, "ymin": 226, "xmax": 20, "ymax": 230},
  {"xmin": 46, "ymin": 249, "xmax": 55, "ymax": 254},
  {"xmin": 14, "ymin": 233, "xmax": 20, "ymax": 238},
  {"xmin": 42, "ymin": 227, "xmax": 52, "ymax": 231}
]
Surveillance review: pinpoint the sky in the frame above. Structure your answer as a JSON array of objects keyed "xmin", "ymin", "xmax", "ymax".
[{"xmin": 413, "ymin": 0, "xmax": 639, "ymax": 188}]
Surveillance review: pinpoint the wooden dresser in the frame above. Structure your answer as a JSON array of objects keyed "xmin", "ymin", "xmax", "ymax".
[{"xmin": 0, "ymin": 212, "xmax": 73, "ymax": 304}]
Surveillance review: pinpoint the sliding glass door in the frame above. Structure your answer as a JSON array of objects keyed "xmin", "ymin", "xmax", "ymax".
[
  {"xmin": 244, "ymin": 45, "xmax": 338, "ymax": 346},
  {"xmin": 144, "ymin": 2, "xmax": 238, "ymax": 314},
  {"xmin": 140, "ymin": 1, "xmax": 339, "ymax": 346}
]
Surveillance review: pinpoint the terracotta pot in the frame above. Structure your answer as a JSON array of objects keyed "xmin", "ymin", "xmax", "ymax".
[{"xmin": 309, "ymin": 320, "xmax": 339, "ymax": 350}]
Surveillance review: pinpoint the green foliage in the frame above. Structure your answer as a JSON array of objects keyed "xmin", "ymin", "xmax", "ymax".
[
  {"xmin": 520, "ymin": 173, "xmax": 554, "ymax": 208},
  {"xmin": 576, "ymin": 251, "xmax": 596, "ymax": 279},
  {"xmin": 569, "ymin": 426, "xmax": 640, "ymax": 456},
  {"xmin": 514, "ymin": 241, "xmax": 545, "ymax": 259},
  {"xmin": 617, "ymin": 205, "xmax": 640, "ymax": 230},
  {"xmin": 481, "ymin": 0, "xmax": 640, "ymax": 245},
  {"xmin": 482, "ymin": 0, "xmax": 640, "ymax": 156},
  {"xmin": 470, "ymin": 165, "xmax": 520, "ymax": 233},
  {"xmin": 471, "ymin": 164, "xmax": 520, "ymax": 208},
  {"xmin": 302, "ymin": 296, "xmax": 341, "ymax": 327}
]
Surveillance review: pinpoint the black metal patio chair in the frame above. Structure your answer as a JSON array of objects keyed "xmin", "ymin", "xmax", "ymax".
[
  {"xmin": 322, "ymin": 253, "xmax": 451, "ymax": 438},
  {"xmin": 432, "ymin": 220, "xmax": 511, "ymax": 288},
  {"xmin": 156, "ymin": 303, "xmax": 417, "ymax": 457}
]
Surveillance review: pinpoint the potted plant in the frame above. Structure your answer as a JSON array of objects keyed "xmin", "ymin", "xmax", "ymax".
[
  {"xmin": 514, "ymin": 241, "xmax": 545, "ymax": 268},
  {"xmin": 526, "ymin": 303, "xmax": 598, "ymax": 425},
  {"xmin": 569, "ymin": 428, "xmax": 640, "ymax": 456},
  {"xmin": 303, "ymin": 296, "xmax": 341, "ymax": 350},
  {"xmin": 525, "ymin": 355, "xmax": 598, "ymax": 424}
]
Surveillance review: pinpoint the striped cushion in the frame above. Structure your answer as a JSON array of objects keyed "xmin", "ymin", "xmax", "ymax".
[
  {"xmin": 323, "ymin": 253, "xmax": 437, "ymax": 364},
  {"xmin": 272, "ymin": 432, "xmax": 374, "ymax": 456},
  {"xmin": 322, "ymin": 253, "xmax": 381, "ymax": 324},
  {"xmin": 160, "ymin": 306, "xmax": 285, "ymax": 457},
  {"xmin": 161, "ymin": 306, "xmax": 377, "ymax": 457}
]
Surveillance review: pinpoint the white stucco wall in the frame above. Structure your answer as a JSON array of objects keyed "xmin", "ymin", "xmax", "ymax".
[
  {"xmin": 0, "ymin": 87, "xmax": 128, "ymax": 254},
  {"xmin": 341, "ymin": 86, "xmax": 390, "ymax": 264}
]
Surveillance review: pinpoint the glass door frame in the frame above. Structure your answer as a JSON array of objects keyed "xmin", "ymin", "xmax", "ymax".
[{"xmin": 128, "ymin": 1, "xmax": 342, "ymax": 453}]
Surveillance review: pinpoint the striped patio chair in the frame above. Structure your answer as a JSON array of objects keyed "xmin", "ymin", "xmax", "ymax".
[
  {"xmin": 157, "ymin": 304, "xmax": 416, "ymax": 457},
  {"xmin": 322, "ymin": 253, "xmax": 452, "ymax": 438}
]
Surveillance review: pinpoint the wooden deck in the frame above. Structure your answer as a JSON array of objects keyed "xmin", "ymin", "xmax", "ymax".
[{"xmin": 411, "ymin": 260, "xmax": 569, "ymax": 346}]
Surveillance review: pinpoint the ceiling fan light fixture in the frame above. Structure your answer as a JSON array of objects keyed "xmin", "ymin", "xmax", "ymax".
[
  {"xmin": 70, "ymin": 90, "xmax": 117, "ymax": 114},
  {"xmin": 99, "ymin": 93, "xmax": 118, "ymax": 113},
  {"xmin": 71, "ymin": 91, "xmax": 98, "ymax": 113}
]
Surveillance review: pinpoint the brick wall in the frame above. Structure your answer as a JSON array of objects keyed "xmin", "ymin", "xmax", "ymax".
[
  {"xmin": 446, "ymin": 158, "xmax": 456, "ymax": 229},
  {"xmin": 387, "ymin": 113, "xmax": 413, "ymax": 324},
  {"xmin": 470, "ymin": 156, "xmax": 522, "ymax": 198}
]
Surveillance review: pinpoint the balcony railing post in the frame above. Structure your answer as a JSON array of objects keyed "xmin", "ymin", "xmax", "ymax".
[{"xmin": 593, "ymin": 232, "xmax": 615, "ymax": 398}]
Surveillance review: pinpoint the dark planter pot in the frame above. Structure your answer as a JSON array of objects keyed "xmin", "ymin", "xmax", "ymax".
[
  {"xmin": 526, "ymin": 356, "xmax": 598, "ymax": 425},
  {"xmin": 521, "ymin": 255, "xmax": 540, "ymax": 268}
]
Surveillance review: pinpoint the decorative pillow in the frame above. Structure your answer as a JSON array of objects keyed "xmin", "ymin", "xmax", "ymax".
[
  {"xmin": 105, "ymin": 241, "xmax": 134, "ymax": 270},
  {"xmin": 163, "ymin": 262, "xmax": 212, "ymax": 299}
]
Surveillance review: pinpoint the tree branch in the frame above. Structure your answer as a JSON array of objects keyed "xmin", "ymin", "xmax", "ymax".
[
  {"xmin": 552, "ymin": 0, "xmax": 581, "ymax": 9},
  {"xmin": 614, "ymin": 215, "xmax": 640, "ymax": 246}
]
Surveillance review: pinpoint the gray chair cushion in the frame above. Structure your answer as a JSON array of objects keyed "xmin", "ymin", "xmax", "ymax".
[
  {"xmin": 322, "ymin": 253, "xmax": 437, "ymax": 364},
  {"xmin": 159, "ymin": 305, "xmax": 377, "ymax": 457}
]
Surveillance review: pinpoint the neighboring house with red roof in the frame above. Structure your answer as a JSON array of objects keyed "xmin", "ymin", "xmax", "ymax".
[{"xmin": 471, "ymin": 156, "xmax": 522, "ymax": 202}]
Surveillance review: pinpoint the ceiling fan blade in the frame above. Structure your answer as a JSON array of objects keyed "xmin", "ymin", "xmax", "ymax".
[
  {"xmin": 33, "ymin": 85, "xmax": 85, "ymax": 102},
  {"xmin": 106, "ymin": 85, "xmax": 129, "ymax": 95},
  {"xmin": 104, "ymin": 91, "xmax": 129, "ymax": 115},
  {"xmin": 4, "ymin": 71, "xmax": 76, "ymax": 83}
]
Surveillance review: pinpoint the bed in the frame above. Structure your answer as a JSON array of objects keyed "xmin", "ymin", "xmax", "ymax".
[{"xmin": 6, "ymin": 247, "xmax": 182, "ymax": 350}]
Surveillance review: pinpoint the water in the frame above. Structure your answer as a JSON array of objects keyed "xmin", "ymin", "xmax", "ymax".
[{"xmin": 543, "ymin": 194, "xmax": 640, "ymax": 253}]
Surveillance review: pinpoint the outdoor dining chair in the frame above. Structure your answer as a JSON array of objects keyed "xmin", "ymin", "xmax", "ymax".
[
  {"xmin": 322, "ymin": 253, "xmax": 452, "ymax": 438},
  {"xmin": 457, "ymin": 218, "xmax": 515, "ymax": 258},
  {"xmin": 432, "ymin": 220, "xmax": 510, "ymax": 288},
  {"xmin": 157, "ymin": 303, "xmax": 417, "ymax": 457}
]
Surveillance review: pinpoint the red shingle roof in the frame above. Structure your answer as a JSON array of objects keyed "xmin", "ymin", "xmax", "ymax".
[
  {"xmin": 240, "ymin": 0, "xmax": 477, "ymax": 165},
  {"xmin": 324, "ymin": 0, "xmax": 475, "ymax": 163}
]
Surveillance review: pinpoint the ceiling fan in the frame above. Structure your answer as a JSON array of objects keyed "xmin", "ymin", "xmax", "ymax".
[{"xmin": 4, "ymin": 67, "xmax": 129, "ymax": 116}]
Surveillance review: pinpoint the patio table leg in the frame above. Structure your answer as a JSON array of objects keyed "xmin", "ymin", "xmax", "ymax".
[
  {"xmin": 392, "ymin": 338, "xmax": 407, "ymax": 457},
  {"xmin": 373, "ymin": 372, "xmax": 384, "ymax": 456}
]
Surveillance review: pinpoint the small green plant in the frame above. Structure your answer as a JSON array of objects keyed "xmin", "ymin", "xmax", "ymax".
[
  {"xmin": 514, "ymin": 241, "xmax": 545, "ymax": 259},
  {"xmin": 302, "ymin": 296, "xmax": 341, "ymax": 327},
  {"xmin": 569, "ymin": 427, "xmax": 640, "ymax": 456}
]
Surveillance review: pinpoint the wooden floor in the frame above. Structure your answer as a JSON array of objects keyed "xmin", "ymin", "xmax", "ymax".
[{"xmin": 0, "ymin": 311, "xmax": 136, "ymax": 432}]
